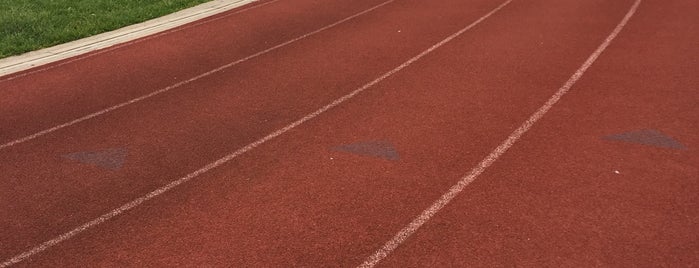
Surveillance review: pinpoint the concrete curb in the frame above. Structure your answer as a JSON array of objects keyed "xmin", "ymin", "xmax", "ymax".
[{"xmin": 0, "ymin": 0, "xmax": 258, "ymax": 78}]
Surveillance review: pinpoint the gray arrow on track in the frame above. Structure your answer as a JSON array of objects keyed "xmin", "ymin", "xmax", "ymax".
[
  {"xmin": 63, "ymin": 148, "xmax": 128, "ymax": 170},
  {"xmin": 333, "ymin": 141, "xmax": 400, "ymax": 161},
  {"xmin": 604, "ymin": 129, "xmax": 686, "ymax": 150}
]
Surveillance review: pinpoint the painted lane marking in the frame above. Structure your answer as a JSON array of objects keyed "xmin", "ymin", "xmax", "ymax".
[
  {"xmin": 357, "ymin": 0, "xmax": 643, "ymax": 267},
  {"xmin": 63, "ymin": 148, "xmax": 128, "ymax": 171},
  {"xmin": 0, "ymin": 0, "xmax": 396, "ymax": 151},
  {"xmin": 334, "ymin": 141, "xmax": 400, "ymax": 161},
  {"xmin": 0, "ymin": 0, "xmax": 508, "ymax": 265},
  {"xmin": 0, "ymin": 0, "xmax": 280, "ymax": 83},
  {"xmin": 604, "ymin": 129, "xmax": 686, "ymax": 150}
]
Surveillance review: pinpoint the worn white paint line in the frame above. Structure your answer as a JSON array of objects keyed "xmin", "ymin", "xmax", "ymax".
[
  {"xmin": 0, "ymin": 0, "xmax": 512, "ymax": 265},
  {"xmin": 0, "ymin": 0, "xmax": 395, "ymax": 151},
  {"xmin": 0, "ymin": 0, "xmax": 271, "ymax": 81},
  {"xmin": 0, "ymin": 0, "xmax": 400, "ymax": 266},
  {"xmin": 357, "ymin": 0, "xmax": 642, "ymax": 267}
]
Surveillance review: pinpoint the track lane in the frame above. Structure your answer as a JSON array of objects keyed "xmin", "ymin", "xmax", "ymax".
[
  {"xmin": 1, "ymin": 0, "xmax": 502, "ymax": 262},
  {"xmin": 2, "ymin": 0, "xmax": 642, "ymax": 266},
  {"xmin": 0, "ymin": 0, "xmax": 388, "ymax": 146},
  {"xmin": 378, "ymin": 0, "xmax": 698, "ymax": 266}
]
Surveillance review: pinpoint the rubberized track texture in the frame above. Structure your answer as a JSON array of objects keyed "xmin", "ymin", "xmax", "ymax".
[{"xmin": 0, "ymin": 0, "xmax": 696, "ymax": 266}]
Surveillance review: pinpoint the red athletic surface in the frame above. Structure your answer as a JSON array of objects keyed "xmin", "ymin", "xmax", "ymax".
[{"xmin": 0, "ymin": 0, "xmax": 696, "ymax": 266}]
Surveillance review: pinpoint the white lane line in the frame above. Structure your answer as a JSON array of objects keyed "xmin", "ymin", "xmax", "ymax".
[
  {"xmin": 0, "ymin": 0, "xmax": 510, "ymax": 265},
  {"xmin": 357, "ymin": 0, "xmax": 642, "ymax": 267},
  {"xmin": 0, "ymin": 0, "xmax": 279, "ymax": 83},
  {"xmin": 0, "ymin": 0, "xmax": 395, "ymax": 151}
]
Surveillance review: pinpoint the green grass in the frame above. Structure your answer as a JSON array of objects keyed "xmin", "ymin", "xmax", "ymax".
[{"xmin": 0, "ymin": 0, "xmax": 214, "ymax": 58}]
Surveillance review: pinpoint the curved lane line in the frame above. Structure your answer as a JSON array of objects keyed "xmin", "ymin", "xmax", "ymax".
[
  {"xmin": 357, "ymin": 0, "xmax": 643, "ymax": 267},
  {"xmin": 0, "ymin": 0, "xmax": 395, "ymax": 151},
  {"xmin": 0, "ymin": 0, "xmax": 511, "ymax": 265}
]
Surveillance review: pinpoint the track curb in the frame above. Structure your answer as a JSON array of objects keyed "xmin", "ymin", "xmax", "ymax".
[{"xmin": 0, "ymin": 0, "xmax": 258, "ymax": 78}]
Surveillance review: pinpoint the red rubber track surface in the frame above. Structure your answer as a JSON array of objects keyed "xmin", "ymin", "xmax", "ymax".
[{"xmin": 0, "ymin": 0, "xmax": 696, "ymax": 266}]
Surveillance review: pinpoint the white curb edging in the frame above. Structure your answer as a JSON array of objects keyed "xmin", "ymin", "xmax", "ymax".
[{"xmin": 0, "ymin": 0, "xmax": 258, "ymax": 78}]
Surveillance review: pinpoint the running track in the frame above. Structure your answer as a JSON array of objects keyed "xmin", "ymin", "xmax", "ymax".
[{"xmin": 1, "ymin": 0, "xmax": 697, "ymax": 266}]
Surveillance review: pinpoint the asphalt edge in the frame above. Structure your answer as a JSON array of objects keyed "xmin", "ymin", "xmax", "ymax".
[{"xmin": 0, "ymin": 0, "xmax": 258, "ymax": 78}]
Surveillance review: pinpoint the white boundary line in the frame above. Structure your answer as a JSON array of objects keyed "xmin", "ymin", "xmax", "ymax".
[
  {"xmin": 357, "ymin": 0, "xmax": 642, "ymax": 267},
  {"xmin": 0, "ymin": 0, "xmax": 274, "ymax": 81},
  {"xmin": 0, "ymin": 0, "xmax": 510, "ymax": 265},
  {"xmin": 0, "ymin": 0, "xmax": 395, "ymax": 151}
]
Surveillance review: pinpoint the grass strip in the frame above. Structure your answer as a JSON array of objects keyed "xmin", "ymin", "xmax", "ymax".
[{"xmin": 0, "ymin": 0, "xmax": 214, "ymax": 58}]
